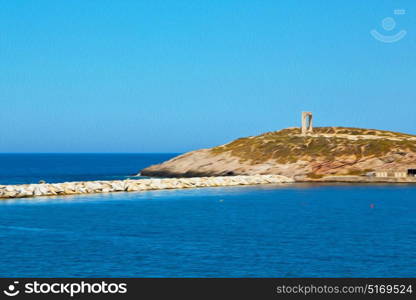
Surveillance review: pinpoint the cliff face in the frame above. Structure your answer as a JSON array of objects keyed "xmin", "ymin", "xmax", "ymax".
[{"xmin": 140, "ymin": 127, "xmax": 416, "ymax": 179}]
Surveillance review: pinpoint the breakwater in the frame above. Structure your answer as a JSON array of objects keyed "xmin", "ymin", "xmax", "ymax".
[{"xmin": 0, "ymin": 175, "xmax": 294, "ymax": 199}]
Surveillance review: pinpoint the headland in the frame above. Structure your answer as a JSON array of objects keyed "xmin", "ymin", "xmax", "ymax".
[{"xmin": 141, "ymin": 113, "xmax": 416, "ymax": 182}]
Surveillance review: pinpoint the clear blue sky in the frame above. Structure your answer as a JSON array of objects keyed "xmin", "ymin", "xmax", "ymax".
[{"xmin": 1, "ymin": 0, "xmax": 415, "ymax": 152}]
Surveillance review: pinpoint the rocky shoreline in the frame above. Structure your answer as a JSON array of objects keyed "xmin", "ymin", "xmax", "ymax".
[
  {"xmin": 302, "ymin": 175, "xmax": 416, "ymax": 183},
  {"xmin": 0, "ymin": 175, "xmax": 294, "ymax": 199}
]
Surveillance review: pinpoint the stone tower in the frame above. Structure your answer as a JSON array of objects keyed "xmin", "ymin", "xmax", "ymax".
[{"xmin": 301, "ymin": 111, "xmax": 313, "ymax": 135}]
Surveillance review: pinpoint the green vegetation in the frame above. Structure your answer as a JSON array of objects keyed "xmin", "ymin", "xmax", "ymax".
[{"xmin": 211, "ymin": 127, "xmax": 416, "ymax": 164}]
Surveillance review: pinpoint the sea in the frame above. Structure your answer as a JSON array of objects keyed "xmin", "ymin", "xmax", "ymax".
[{"xmin": 0, "ymin": 153, "xmax": 415, "ymax": 277}]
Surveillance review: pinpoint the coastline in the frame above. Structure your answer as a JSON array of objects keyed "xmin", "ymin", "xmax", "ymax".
[
  {"xmin": 298, "ymin": 175, "xmax": 416, "ymax": 183},
  {"xmin": 1, "ymin": 174, "xmax": 416, "ymax": 200}
]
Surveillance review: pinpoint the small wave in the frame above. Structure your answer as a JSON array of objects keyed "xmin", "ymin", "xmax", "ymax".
[{"xmin": 0, "ymin": 225, "xmax": 48, "ymax": 232}]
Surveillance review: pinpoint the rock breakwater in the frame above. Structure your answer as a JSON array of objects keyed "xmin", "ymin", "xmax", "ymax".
[{"xmin": 0, "ymin": 175, "xmax": 294, "ymax": 199}]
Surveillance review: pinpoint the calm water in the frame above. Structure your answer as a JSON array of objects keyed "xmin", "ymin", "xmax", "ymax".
[
  {"xmin": 0, "ymin": 154, "xmax": 415, "ymax": 277},
  {"xmin": 0, "ymin": 153, "xmax": 177, "ymax": 185}
]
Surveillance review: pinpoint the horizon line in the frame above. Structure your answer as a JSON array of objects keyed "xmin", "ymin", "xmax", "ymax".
[{"xmin": 0, "ymin": 152, "xmax": 183, "ymax": 154}]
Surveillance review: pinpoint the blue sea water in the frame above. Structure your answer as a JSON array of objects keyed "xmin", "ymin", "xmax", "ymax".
[
  {"xmin": 0, "ymin": 154, "xmax": 416, "ymax": 277},
  {"xmin": 0, "ymin": 153, "xmax": 177, "ymax": 185}
]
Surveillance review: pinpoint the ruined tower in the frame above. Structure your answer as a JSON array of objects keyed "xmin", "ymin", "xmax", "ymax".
[{"xmin": 301, "ymin": 111, "xmax": 313, "ymax": 135}]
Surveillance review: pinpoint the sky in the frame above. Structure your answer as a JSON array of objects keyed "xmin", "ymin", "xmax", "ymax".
[{"xmin": 1, "ymin": 0, "xmax": 415, "ymax": 153}]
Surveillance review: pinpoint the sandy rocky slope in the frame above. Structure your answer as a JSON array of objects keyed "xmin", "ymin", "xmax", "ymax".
[{"xmin": 140, "ymin": 127, "xmax": 416, "ymax": 180}]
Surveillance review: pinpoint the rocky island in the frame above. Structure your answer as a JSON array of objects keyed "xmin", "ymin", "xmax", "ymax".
[
  {"xmin": 2, "ymin": 113, "xmax": 416, "ymax": 200},
  {"xmin": 141, "ymin": 114, "xmax": 416, "ymax": 183}
]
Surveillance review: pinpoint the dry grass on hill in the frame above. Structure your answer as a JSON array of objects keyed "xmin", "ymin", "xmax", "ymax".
[{"xmin": 211, "ymin": 127, "xmax": 416, "ymax": 164}]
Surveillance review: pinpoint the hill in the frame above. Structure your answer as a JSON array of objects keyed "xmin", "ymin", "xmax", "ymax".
[{"xmin": 140, "ymin": 127, "xmax": 416, "ymax": 179}]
